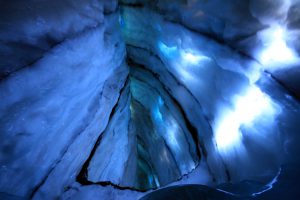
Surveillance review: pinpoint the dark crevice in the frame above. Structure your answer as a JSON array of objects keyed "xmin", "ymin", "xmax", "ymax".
[
  {"xmin": 78, "ymin": 179, "xmax": 148, "ymax": 192},
  {"xmin": 119, "ymin": 2, "xmax": 145, "ymax": 8},
  {"xmin": 264, "ymin": 70, "xmax": 300, "ymax": 102},
  {"xmin": 29, "ymin": 78, "xmax": 112, "ymax": 199},
  {"xmin": 225, "ymin": 168, "xmax": 231, "ymax": 182},
  {"xmin": 76, "ymin": 77, "xmax": 130, "ymax": 186},
  {"xmin": 76, "ymin": 61, "xmax": 205, "ymax": 192}
]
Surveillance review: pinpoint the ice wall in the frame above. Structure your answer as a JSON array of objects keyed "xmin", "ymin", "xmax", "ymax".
[
  {"xmin": 83, "ymin": 67, "xmax": 199, "ymax": 191},
  {"xmin": 121, "ymin": 0, "xmax": 300, "ymax": 97},
  {"xmin": 0, "ymin": 0, "xmax": 128, "ymax": 199},
  {"xmin": 120, "ymin": 0, "xmax": 300, "ymax": 198},
  {"xmin": 1, "ymin": 0, "xmax": 300, "ymax": 200}
]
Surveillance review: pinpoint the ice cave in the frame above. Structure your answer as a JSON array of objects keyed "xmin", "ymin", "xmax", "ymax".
[{"xmin": 1, "ymin": 0, "xmax": 300, "ymax": 199}]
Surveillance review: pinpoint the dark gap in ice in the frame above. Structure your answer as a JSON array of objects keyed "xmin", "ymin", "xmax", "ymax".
[
  {"xmin": 76, "ymin": 63, "xmax": 202, "ymax": 191},
  {"xmin": 76, "ymin": 77, "xmax": 131, "ymax": 186}
]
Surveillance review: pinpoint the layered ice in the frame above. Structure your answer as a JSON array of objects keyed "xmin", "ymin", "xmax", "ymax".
[
  {"xmin": 120, "ymin": 2, "xmax": 300, "ymax": 198},
  {"xmin": 0, "ymin": 1, "xmax": 128, "ymax": 199},
  {"xmin": 84, "ymin": 66, "xmax": 199, "ymax": 190},
  {"xmin": 0, "ymin": 0, "xmax": 300, "ymax": 199}
]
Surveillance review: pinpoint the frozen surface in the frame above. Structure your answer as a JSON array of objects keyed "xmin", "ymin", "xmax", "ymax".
[
  {"xmin": 85, "ymin": 67, "xmax": 199, "ymax": 190},
  {"xmin": 1, "ymin": 0, "xmax": 300, "ymax": 199},
  {"xmin": 0, "ymin": 1, "xmax": 127, "ymax": 199},
  {"xmin": 0, "ymin": 0, "xmax": 118, "ymax": 78},
  {"xmin": 121, "ymin": 2, "xmax": 300, "ymax": 198},
  {"xmin": 120, "ymin": 0, "xmax": 300, "ymax": 97}
]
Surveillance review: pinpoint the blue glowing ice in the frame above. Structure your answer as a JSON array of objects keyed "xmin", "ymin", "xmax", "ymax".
[
  {"xmin": 158, "ymin": 41, "xmax": 178, "ymax": 58},
  {"xmin": 258, "ymin": 25, "xmax": 299, "ymax": 68},
  {"xmin": 180, "ymin": 50, "xmax": 212, "ymax": 65},
  {"xmin": 215, "ymin": 86, "xmax": 279, "ymax": 152}
]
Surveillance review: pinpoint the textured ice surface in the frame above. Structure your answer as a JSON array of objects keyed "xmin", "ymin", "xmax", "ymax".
[
  {"xmin": 1, "ymin": 0, "xmax": 300, "ymax": 199},
  {"xmin": 0, "ymin": 0, "xmax": 118, "ymax": 78},
  {"xmin": 85, "ymin": 67, "xmax": 199, "ymax": 190},
  {"xmin": 120, "ymin": 0, "xmax": 300, "ymax": 97},
  {"xmin": 121, "ymin": 3, "xmax": 300, "ymax": 198},
  {"xmin": 0, "ymin": 1, "xmax": 127, "ymax": 199}
]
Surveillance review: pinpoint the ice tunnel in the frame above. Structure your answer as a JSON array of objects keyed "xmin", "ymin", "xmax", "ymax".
[{"xmin": 0, "ymin": 0, "xmax": 300, "ymax": 200}]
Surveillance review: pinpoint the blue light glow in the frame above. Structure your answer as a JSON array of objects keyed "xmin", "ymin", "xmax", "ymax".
[
  {"xmin": 215, "ymin": 86, "xmax": 277, "ymax": 151},
  {"xmin": 153, "ymin": 106, "xmax": 163, "ymax": 121},
  {"xmin": 158, "ymin": 41, "xmax": 212, "ymax": 83},
  {"xmin": 158, "ymin": 96, "xmax": 164, "ymax": 106},
  {"xmin": 166, "ymin": 120, "xmax": 180, "ymax": 150},
  {"xmin": 152, "ymin": 96, "xmax": 164, "ymax": 121},
  {"xmin": 158, "ymin": 41, "xmax": 178, "ymax": 58},
  {"xmin": 158, "ymin": 41, "xmax": 211, "ymax": 65},
  {"xmin": 180, "ymin": 50, "xmax": 211, "ymax": 65},
  {"xmin": 258, "ymin": 25, "xmax": 298, "ymax": 68}
]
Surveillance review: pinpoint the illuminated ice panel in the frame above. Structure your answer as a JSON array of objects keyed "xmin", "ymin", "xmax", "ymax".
[
  {"xmin": 130, "ymin": 76, "xmax": 197, "ymax": 174},
  {"xmin": 158, "ymin": 40, "xmax": 212, "ymax": 84},
  {"xmin": 257, "ymin": 25, "xmax": 299, "ymax": 69},
  {"xmin": 214, "ymin": 85, "xmax": 280, "ymax": 153}
]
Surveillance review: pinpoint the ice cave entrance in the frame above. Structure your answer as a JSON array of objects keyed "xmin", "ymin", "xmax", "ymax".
[{"xmin": 78, "ymin": 65, "xmax": 201, "ymax": 191}]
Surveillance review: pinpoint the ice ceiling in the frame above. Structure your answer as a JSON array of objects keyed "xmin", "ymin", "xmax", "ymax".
[{"xmin": 0, "ymin": 0, "xmax": 300, "ymax": 200}]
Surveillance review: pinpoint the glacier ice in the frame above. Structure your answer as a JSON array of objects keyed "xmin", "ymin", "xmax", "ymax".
[
  {"xmin": 83, "ymin": 66, "xmax": 199, "ymax": 191},
  {"xmin": 0, "ymin": 0, "xmax": 300, "ymax": 200}
]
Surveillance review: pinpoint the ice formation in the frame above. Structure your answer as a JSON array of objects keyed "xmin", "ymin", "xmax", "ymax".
[{"xmin": 0, "ymin": 0, "xmax": 300, "ymax": 200}]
